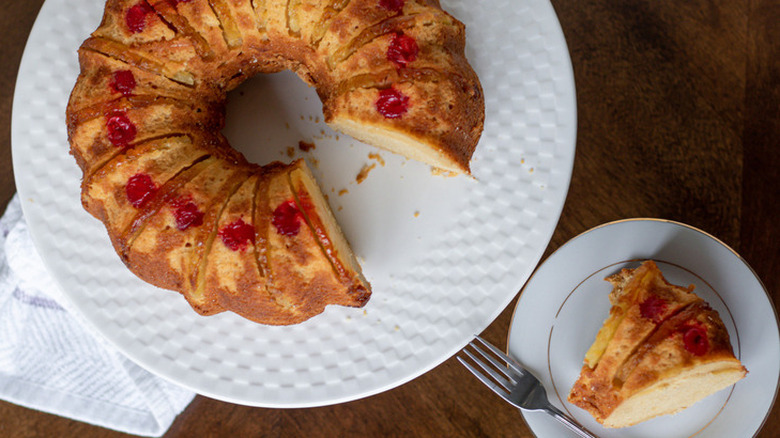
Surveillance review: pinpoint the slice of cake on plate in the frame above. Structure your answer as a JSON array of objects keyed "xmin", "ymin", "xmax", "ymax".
[{"xmin": 568, "ymin": 260, "xmax": 747, "ymax": 428}]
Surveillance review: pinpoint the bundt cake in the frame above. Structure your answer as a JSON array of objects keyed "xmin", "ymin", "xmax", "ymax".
[
  {"xmin": 568, "ymin": 261, "xmax": 747, "ymax": 428},
  {"xmin": 66, "ymin": 0, "xmax": 483, "ymax": 325}
]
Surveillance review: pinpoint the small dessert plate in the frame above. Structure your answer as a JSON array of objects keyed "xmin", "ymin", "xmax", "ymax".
[{"xmin": 507, "ymin": 218, "xmax": 779, "ymax": 437}]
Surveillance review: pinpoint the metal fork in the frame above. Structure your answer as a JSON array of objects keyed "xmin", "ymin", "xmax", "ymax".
[{"xmin": 457, "ymin": 336, "xmax": 597, "ymax": 438}]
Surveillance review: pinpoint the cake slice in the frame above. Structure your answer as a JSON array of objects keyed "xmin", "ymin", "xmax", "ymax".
[
  {"xmin": 254, "ymin": 160, "xmax": 371, "ymax": 322},
  {"xmin": 287, "ymin": 160, "xmax": 370, "ymax": 306},
  {"xmin": 568, "ymin": 261, "xmax": 747, "ymax": 428}
]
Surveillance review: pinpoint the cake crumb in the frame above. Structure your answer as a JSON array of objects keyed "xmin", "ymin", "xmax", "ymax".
[
  {"xmin": 338, "ymin": 188, "xmax": 349, "ymax": 196},
  {"xmin": 414, "ymin": 211, "xmax": 420, "ymax": 218},
  {"xmin": 394, "ymin": 325, "xmax": 400, "ymax": 331},
  {"xmin": 298, "ymin": 140, "xmax": 315, "ymax": 152},
  {"xmin": 286, "ymin": 147, "xmax": 295, "ymax": 158},
  {"xmin": 309, "ymin": 157, "xmax": 319, "ymax": 168},
  {"xmin": 431, "ymin": 167, "xmax": 458, "ymax": 178},
  {"xmin": 368, "ymin": 152, "xmax": 385, "ymax": 166},
  {"xmin": 356, "ymin": 163, "xmax": 376, "ymax": 184},
  {"xmin": 529, "ymin": 167, "xmax": 534, "ymax": 174}
]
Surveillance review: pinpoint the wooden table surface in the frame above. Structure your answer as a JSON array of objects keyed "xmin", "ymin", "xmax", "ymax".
[{"xmin": 1, "ymin": 1, "xmax": 777, "ymax": 437}]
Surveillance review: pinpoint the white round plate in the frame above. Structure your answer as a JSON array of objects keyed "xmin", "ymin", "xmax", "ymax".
[
  {"xmin": 508, "ymin": 219, "xmax": 780, "ymax": 437},
  {"xmin": 12, "ymin": 0, "xmax": 576, "ymax": 407}
]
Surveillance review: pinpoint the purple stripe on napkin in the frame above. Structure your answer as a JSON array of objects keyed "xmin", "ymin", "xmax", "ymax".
[{"xmin": 12, "ymin": 287, "xmax": 64, "ymax": 311}]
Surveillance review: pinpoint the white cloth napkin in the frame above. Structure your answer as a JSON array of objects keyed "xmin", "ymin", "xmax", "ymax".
[{"xmin": 0, "ymin": 194, "xmax": 195, "ymax": 437}]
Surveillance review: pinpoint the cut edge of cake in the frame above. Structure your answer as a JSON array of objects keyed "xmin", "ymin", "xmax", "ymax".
[
  {"xmin": 327, "ymin": 115, "xmax": 471, "ymax": 174},
  {"xmin": 601, "ymin": 358, "xmax": 747, "ymax": 427},
  {"xmin": 287, "ymin": 159, "xmax": 371, "ymax": 306}
]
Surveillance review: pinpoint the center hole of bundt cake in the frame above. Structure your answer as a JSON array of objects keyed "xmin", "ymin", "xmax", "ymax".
[
  {"xmin": 223, "ymin": 70, "xmax": 325, "ymax": 165},
  {"xmin": 220, "ymin": 70, "xmax": 473, "ymax": 278}
]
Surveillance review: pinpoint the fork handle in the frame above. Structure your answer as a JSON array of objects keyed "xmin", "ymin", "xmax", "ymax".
[{"xmin": 545, "ymin": 405, "xmax": 597, "ymax": 438}]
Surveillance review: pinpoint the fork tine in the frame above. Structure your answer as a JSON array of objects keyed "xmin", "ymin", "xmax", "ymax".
[
  {"xmin": 474, "ymin": 335, "xmax": 527, "ymax": 378},
  {"xmin": 466, "ymin": 342, "xmax": 518, "ymax": 386},
  {"xmin": 456, "ymin": 355, "xmax": 515, "ymax": 407},
  {"xmin": 461, "ymin": 348, "xmax": 513, "ymax": 390}
]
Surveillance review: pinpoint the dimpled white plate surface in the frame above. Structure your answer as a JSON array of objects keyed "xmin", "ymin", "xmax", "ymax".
[
  {"xmin": 12, "ymin": 0, "xmax": 576, "ymax": 407},
  {"xmin": 508, "ymin": 219, "xmax": 780, "ymax": 437}
]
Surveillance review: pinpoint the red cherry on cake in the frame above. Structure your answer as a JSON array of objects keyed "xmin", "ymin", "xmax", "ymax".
[
  {"xmin": 109, "ymin": 70, "xmax": 136, "ymax": 96},
  {"xmin": 376, "ymin": 88, "xmax": 409, "ymax": 119},
  {"xmin": 379, "ymin": 0, "xmax": 405, "ymax": 12},
  {"xmin": 173, "ymin": 200, "xmax": 204, "ymax": 231},
  {"xmin": 106, "ymin": 111, "xmax": 137, "ymax": 148},
  {"xmin": 219, "ymin": 219, "xmax": 255, "ymax": 251},
  {"xmin": 125, "ymin": 173, "xmax": 157, "ymax": 208},
  {"xmin": 681, "ymin": 324, "xmax": 709, "ymax": 356},
  {"xmin": 272, "ymin": 200, "xmax": 302, "ymax": 237},
  {"xmin": 387, "ymin": 32, "xmax": 418, "ymax": 68},
  {"xmin": 639, "ymin": 295, "xmax": 667, "ymax": 323},
  {"xmin": 125, "ymin": 2, "xmax": 153, "ymax": 33}
]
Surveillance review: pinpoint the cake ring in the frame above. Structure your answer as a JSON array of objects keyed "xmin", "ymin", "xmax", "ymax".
[{"xmin": 66, "ymin": 0, "xmax": 484, "ymax": 325}]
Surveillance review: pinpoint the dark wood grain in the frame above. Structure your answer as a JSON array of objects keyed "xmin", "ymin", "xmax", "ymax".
[{"xmin": 0, "ymin": 0, "xmax": 777, "ymax": 437}]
